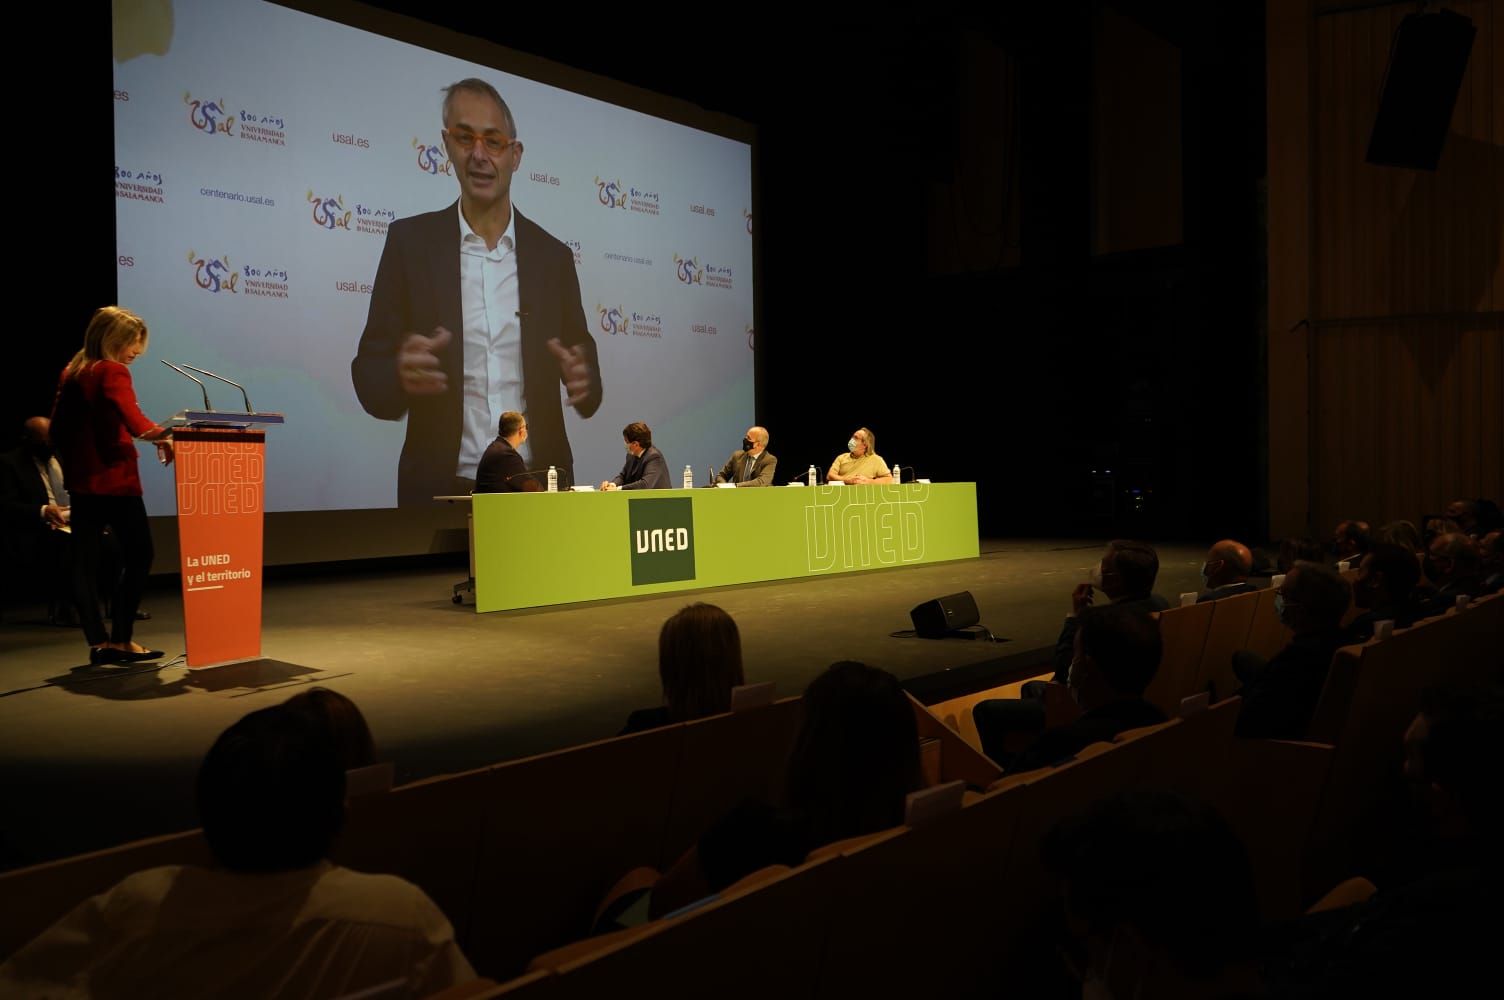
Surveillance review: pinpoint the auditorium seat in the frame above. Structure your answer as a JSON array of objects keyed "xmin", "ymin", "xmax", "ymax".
[
  {"xmin": 1144, "ymin": 601, "xmax": 1216, "ymax": 715},
  {"xmin": 657, "ymin": 697, "xmax": 802, "ymax": 869},
  {"xmin": 337, "ymin": 763, "xmax": 496, "ymax": 947},
  {"xmin": 1194, "ymin": 589, "xmax": 1261, "ymax": 702},
  {"xmin": 1245, "ymin": 587, "xmax": 1294, "ymax": 660},
  {"xmin": 817, "ymin": 780, "xmax": 1030, "ymax": 996},
  {"xmin": 467, "ymin": 723, "xmax": 684, "ymax": 978},
  {"xmin": 925, "ymin": 671, "xmax": 1055, "ymax": 752},
  {"xmin": 539, "ymin": 861, "xmax": 835, "ymax": 1000},
  {"xmin": 0, "ymin": 828, "xmax": 209, "ymax": 959},
  {"xmin": 908, "ymin": 693, "xmax": 1004, "ymax": 788}
]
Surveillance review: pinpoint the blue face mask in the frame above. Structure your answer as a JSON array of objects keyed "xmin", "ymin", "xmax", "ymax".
[{"xmin": 1275, "ymin": 593, "xmax": 1299, "ymax": 625}]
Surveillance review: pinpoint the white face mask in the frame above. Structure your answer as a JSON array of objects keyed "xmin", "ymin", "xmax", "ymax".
[{"xmin": 848, "ymin": 437, "xmax": 859, "ymax": 453}]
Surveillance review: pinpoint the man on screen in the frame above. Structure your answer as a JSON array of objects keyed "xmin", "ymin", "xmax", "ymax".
[{"xmin": 351, "ymin": 78, "xmax": 603, "ymax": 505}]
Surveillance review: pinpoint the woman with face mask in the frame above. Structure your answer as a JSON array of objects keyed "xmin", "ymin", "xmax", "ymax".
[{"xmin": 825, "ymin": 427, "xmax": 893, "ymax": 485}]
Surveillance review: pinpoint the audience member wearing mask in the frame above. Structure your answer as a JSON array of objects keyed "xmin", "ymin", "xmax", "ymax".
[
  {"xmin": 1344, "ymin": 543, "xmax": 1422, "ymax": 642},
  {"xmin": 1233, "ymin": 561, "xmax": 1351, "ymax": 740},
  {"xmin": 1196, "ymin": 539, "xmax": 1258, "ymax": 603}
]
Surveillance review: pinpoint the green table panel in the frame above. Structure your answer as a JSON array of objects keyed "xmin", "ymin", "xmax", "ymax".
[{"xmin": 472, "ymin": 482, "xmax": 979, "ymax": 612}]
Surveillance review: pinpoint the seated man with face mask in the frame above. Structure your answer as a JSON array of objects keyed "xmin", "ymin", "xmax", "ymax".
[
  {"xmin": 1345, "ymin": 543, "xmax": 1423, "ymax": 642},
  {"xmin": 714, "ymin": 425, "xmax": 776, "ymax": 487},
  {"xmin": 1233, "ymin": 561, "xmax": 1351, "ymax": 740},
  {"xmin": 825, "ymin": 427, "xmax": 891, "ymax": 485},
  {"xmin": 1006, "ymin": 604, "xmax": 1166, "ymax": 775}
]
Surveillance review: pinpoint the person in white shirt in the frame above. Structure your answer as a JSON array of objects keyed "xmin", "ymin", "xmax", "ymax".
[
  {"xmin": 352, "ymin": 77, "xmax": 602, "ymax": 505},
  {"xmin": 1, "ymin": 703, "xmax": 476, "ymax": 999}
]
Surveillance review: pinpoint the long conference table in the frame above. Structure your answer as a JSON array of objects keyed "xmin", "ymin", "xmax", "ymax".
[{"xmin": 468, "ymin": 482, "xmax": 979, "ymax": 612}]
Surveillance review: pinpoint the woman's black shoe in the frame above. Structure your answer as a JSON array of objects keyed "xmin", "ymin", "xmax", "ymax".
[{"xmin": 89, "ymin": 647, "xmax": 127, "ymax": 666}]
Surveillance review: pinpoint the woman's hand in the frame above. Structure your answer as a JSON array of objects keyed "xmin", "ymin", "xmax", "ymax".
[{"xmin": 156, "ymin": 440, "xmax": 174, "ymax": 466}]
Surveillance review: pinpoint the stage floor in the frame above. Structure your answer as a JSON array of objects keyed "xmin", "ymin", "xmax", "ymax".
[{"xmin": 0, "ymin": 538, "xmax": 1204, "ymax": 870}]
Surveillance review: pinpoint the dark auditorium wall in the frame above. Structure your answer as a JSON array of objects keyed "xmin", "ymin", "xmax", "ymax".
[{"xmin": 1266, "ymin": 0, "xmax": 1503, "ymax": 538}]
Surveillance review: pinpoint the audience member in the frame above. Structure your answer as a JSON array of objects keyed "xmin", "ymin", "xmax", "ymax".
[
  {"xmin": 1442, "ymin": 499, "xmax": 1478, "ymax": 537},
  {"xmin": 1331, "ymin": 519, "xmax": 1371, "ymax": 564},
  {"xmin": 1268, "ymin": 686, "xmax": 1502, "ymax": 997},
  {"xmin": 1008, "ymin": 604, "xmax": 1166, "ymax": 774},
  {"xmin": 1345, "ymin": 543, "xmax": 1423, "ymax": 642},
  {"xmin": 650, "ymin": 660, "xmax": 921, "ymax": 915},
  {"xmin": 1376, "ymin": 519, "xmax": 1423, "ymax": 553},
  {"xmin": 620, "ymin": 603, "xmax": 744, "ymax": 735},
  {"xmin": 1276, "ymin": 537, "xmax": 1324, "ymax": 574},
  {"xmin": 1234, "ymin": 562, "xmax": 1351, "ymax": 739},
  {"xmin": 972, "ymin": 540, "xmax": 1167, "ymax": 767},
  {"xmin": 1196, "ymin": 539, "xmax": 1258, "ymax": 602},
  {"xmin": 284, "ymin": 687, "xmax": 377, "ymax": 772},
  {"xmin": 1043, "ymin": 791, "xmax": 1262, "ymax": 1000},
  {"xmin": 1414, "ymin": 532, "xmax": 1483, "ymax": 618},
  {"xmin": 1478, "ymin": 530, "xmax": 1503, "ymax": 595},
  {"xmin": 0, "ymin": 704, "xmax": 474, "ymax": 998}
]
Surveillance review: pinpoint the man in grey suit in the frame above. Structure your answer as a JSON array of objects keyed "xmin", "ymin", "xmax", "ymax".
[{"xmin": 715, "ymin": 426, "xmax": 776, "ymax": 487}]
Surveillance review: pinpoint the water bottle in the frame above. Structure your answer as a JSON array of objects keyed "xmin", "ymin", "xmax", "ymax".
[
  {"xmin": 807, "ymin": 464, "xmax": 816, "ymax": 486},
  {"xmin": 683, "ymin": 464, "xmax": 693, "ymax": 489},
  {"xmin": 546, "ymin": 466, "xmax": 558, "ymax": 493},
  {"xmin": 892, "ymin": 460, "xmax": 900, "ymax": 484}
]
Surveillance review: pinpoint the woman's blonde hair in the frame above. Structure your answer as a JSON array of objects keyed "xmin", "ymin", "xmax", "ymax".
[
  {"xmin": 64, "ymin": 306, "xmax": 148, "ymax": 378},
  {"xmin": 853, "ymin": 427, "xmax": 874, "ymax": 455}
]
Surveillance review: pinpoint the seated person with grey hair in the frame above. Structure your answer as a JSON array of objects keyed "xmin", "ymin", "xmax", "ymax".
[
  {"xmin": 1414, "ymin": 532, "xmax": 1484, "ymax": 619},
  {"xmin": 1233, "ymin": 561, "xmax": 1351, "ymax": 739}
]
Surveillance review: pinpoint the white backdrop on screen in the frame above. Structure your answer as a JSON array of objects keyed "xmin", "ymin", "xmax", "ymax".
[{"xmin": 113, "ymin": 0, "xmax": 754, "ymax": 513}]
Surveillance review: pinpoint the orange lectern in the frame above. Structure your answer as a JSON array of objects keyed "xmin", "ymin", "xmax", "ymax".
[{"xmin": 170, "ymin": 410, "xmax": 283, "ymax": 668}]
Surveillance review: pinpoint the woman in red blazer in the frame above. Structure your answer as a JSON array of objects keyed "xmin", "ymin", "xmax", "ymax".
[{"xmin": 50, "ymin": 307, "xmax": 174, "ymax": 665}]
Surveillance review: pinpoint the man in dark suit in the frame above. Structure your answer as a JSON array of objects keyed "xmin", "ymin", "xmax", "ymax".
[
  {"xmin": 1346, "ymin": 542, "xmax": 1423, "ymax": 641},
  {"xmin": 1234, "ymin": 561, "xmax": 1351, "ymax": 740},
  {"xmin": 474, "ymin": 411, "xmax": 539, "ymax": 493},
  {"xmin": 1414, "ymin": 533, "xmax": 1484, "ymax": 620},
  {"xmin": 351, "ymin": 78, "xmax": 602, "ymax": 506},
  {"xmin": 972, "ymin": 540, "xmax": 1168, "ymax": 765},
  {"xmin": 1196, "ymin": 539, "xmax": 1259, "ymax": 603},
  {"xmin": 714, "ymin": 426, "xmax": 776, "ymax": 487},
  {"xmin": 1007, "ymin": 603, "xmax": 1167, "ymax": 774},
  {"xmin": 601, "ymin": 421, "xmax": 669, "ymax": 491}
]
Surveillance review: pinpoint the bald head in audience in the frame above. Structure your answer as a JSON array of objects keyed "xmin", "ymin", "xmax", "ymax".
[{"xmin": 1202, "ymin": 539, "xmax": 1253, "ymax": 590}]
